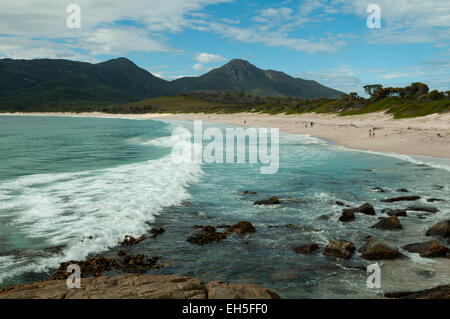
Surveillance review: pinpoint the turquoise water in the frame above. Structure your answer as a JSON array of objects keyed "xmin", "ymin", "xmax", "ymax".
[{"xmin": 0, "ymin": 116, "xmax": 449, "ymax": 298}]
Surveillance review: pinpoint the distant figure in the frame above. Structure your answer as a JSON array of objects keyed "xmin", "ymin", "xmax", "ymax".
[
  {"xmin": 310, "ymin": 122, "xmax": 314, "ymax": 128},
  {"xmin": 244, "ymin": 120, "xmax": 247, "ymax": 128},
  {"xmin": 369, "ymin": 129, "xmax": 372, "ymax": 138},
  {"xmin": 372, "ymin": 128, "xmax": 376, "ymax": 138}
]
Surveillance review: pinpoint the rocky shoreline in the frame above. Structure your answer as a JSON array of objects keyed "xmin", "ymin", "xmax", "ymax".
[{"xmin": 1, "ymin": 188, "xmax": 449, "ymax": 299}]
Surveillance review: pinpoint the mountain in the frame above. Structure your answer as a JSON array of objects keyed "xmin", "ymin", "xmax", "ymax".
[
  {"xmin": 0, "ymin": 58, "xmax": 344, "ymax": 111},
  {"xmin": 172, "ymin": 59, "xmax": 343, "ymax": 99},
  {"xmin": 0, "ymin": 57, "xmax": 172, "ymax": 111}
]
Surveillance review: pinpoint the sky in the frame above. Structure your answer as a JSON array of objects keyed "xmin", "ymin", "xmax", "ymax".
[{"xmin": 1, "ymin": 0, "xmax": 449, "ymax": 96}]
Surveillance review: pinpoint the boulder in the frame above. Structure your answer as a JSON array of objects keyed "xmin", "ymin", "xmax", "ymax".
[
  {"xmin": 254, "ymin": 196, "xmax": 280, "ymax": 205},
  {"xmin": 381, "ymin": 209, "xmax": 407, "ymax": 217},
  {"xmin": 335, "ymin": 201, "xmax": 346, "ymax": 206},
  {"xmin": 396, "ymin": 188, "xmax": 409, "ymax": 193},
  {"xmin": 371, "ymin": 215, "xmax": 403, "ymax": 230},
  {"xmin": 206, "ymin": 281, "xmax": 280, "ymax": 299},
  {"xmin": 187, "ymin": 226, "xmax": 227, "ymax": 245},
  {"xmin": 354, "ymin": 203, "xmax": 376, "ymax": 215},
  {"xmin": 339, "ymin": 210, "xmax": 355, "ymax": 222},
  {"xmin": 426, "ymin": 220, "xmax": 450, "ymax": 238},
  {"xmin": 323, "ymin": 240, "xmax": 356, "ymax": 259},
  {"xmin": 292, "ymin": 243, "xmax": 320, "ymax": 254},
  {"xmin": 402, "ymin": 240, "xmax": 449, "ymax": 258},
  {"xmin": 119, "ymin": 255, "xmax": 161, "ymax": 273},
  {"xmin": 380, "ymin": 196, "xmax": 421, "ymax": 203},
  {"xmin": 226, "ymin": 221, "xmax": 256, "ymax": 235},
  {"xmin": 406, "ymin": 206, "xmax": 439, "ymax": 213},
  {"xmin": 359, "ymin": 238, "xmax": 400, "ymax": 260}
]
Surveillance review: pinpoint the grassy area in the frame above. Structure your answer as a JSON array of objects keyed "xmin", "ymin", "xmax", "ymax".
[{"xmin": 107, "ymin": 94, "xmax": 450, "ymax": 119}]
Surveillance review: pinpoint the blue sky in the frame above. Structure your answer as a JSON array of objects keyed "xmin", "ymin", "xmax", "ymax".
[{"xmin": 1, "ymin": 0, "xmax": 449, "ymax": 95}]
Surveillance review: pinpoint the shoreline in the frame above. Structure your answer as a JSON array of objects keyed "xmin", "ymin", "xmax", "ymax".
[{"xmin": 1, "ymin": 111, "xmax": 450, "ymax": 159}]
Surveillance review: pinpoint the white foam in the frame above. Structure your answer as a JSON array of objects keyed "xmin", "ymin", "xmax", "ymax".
[{"xmin": 0, "ymin": 152, "xmax": 203, "ymax": 284}]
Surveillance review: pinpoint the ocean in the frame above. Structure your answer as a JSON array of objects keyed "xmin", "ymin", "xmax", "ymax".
[{"xmin": 0, "ymin": 116, "xmax": 449, "ymax": 298}]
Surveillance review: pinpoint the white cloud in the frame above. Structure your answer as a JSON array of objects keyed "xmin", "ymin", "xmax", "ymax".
[{"xmin": 195, "ymin": 52, "xmax": 226, "ymax": 63}]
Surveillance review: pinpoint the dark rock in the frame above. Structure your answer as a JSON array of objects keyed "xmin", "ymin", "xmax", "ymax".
[
  {"xmin": 372, "ymin": 187, "xmax": 385, "ymax": 193},
  {"xmin": 49, "ymin": 256, "xmax": 119, "ymax": 280},
  {"xmin": 292, "ymin": 243, "xmax": 320, "ymax": 254},
  {"xmin": 254, "ymin": 196, "xmax": 280, "ymax": 205},
  {"xmin": 426, "ymin": 220, "xmax": 450, "ymax": 238},
  {"xmin": 371, "ymin": 215, "xmax": 403, "ymax": 230},
  {"xmin": 396, "ymin": 188, "xmax": 409, "ymax": 193},
  {"xmin": 43, "ymin": 246, "xmax": 65, "ymax": 255},
  {"xmin": 149, "ymin": 227, "xmax": 165, "ymax": 239},
  {"xmin": 402, "ymin": 240, "xmax": 449, "ymax": 258},
  {"xmin": 241, "ymin": 191, "xmax": 258, "ymax": 195},
  {"xmin": 339, "ymin": 210, "xmax": 355, "ymax": 222},
  {"xmin": 380, "ymin": 196, "xmax": 421, "ymax": 203},
  {"xmin": 343, "ymin": 203, "xmax": 376, "ymax": 216},
  {"xmin": 381, "ymin": 209, "xmax": 407, "ymax": 217},
  {"xmin": 335, "ymin": 201, "xmax": 345, "ymax": 206},
  {"xmin": 406, "ymin": 206, "xmax": 439, "ymax": 213},
  {"xmin": 385, "ymin": 285, "xmax": 450, "ymax": 299},
  {"xmin": 118, "ymin": 250, "xmax": 127, "ymax": 257},
  {"xmin": 187, "ymin": 226, "xmax": 226, "ymax": 245},
  {"xmin": 226, "ymin": 221, "xmax": 256, "ymax": 235},
  {"xmin": 120, "ymin": 235, "xmax": 146, "ymax": 246},
  {"xmin": 359, "ymin": 238, "xmax": 400, "ymax": 260},
  {"xmin": 323, "ymin": 240, "xmax": 356, "ymax": 259},
  {"xmin": 427, "ymin": 198, "xmax": 444, "ymax": 203},
  {"xmin": 119, "ymin": 255, "xmax": 160, "ymax": 273}
]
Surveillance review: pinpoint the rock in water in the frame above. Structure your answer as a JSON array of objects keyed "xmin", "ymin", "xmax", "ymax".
[
  {"xmin": 226, "ymin": 221, "xmax": 256, "ymax": 235},
  {"xmin": 292, "ymin": 243, "xmax": 320, "ymax": 254},
  {"xmin": 406, "ymin": 206, "xmax": 439, "ymax": 213},
  {"xmin": 396, "ymin": 188, "xmax": 409, "ymax": 193},
  {"xmin": 323, "ymin": 240, "xmax": 356, "ymax": 259},
  {"xmin": 381, "ymin": 209, "xmax": 407, "ymax": 217},
  {"xmin": 359, "ymin": 238, "xmax": 400, "ymax": 260},
  {"xmin": 371, "ymin": 215, "xmax": 403, "ymax": 230},
  {"xmin": 254, "ymin": 196, "xmax": 280, "ymax": 205},
  {"xmin": 187, "ymin": 226, "xmax": 227, "ymax": 245},
  {"xmin": 426, "ymin": 220, "xmax": 450, "ymax": 238},
  {"xmin": 339, "ymin": 210, "xmax": 355, "ymax": 222},
  {"xmin": 343, "ymin": 203, "xmax": 376, "ymax": 216},
  {"xmin": 402, "ymin": 240, "xmax": 449, "ymax": 258},
  {"xmin": 380, "ymin": 196, "xmax": 421, "ymax": 203}
]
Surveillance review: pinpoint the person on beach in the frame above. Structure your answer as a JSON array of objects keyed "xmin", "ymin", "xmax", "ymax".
[
  {"xmin": 310, "ymin": 122, "xmax": 314, "ymax": 128},
  {"xmin": 369, "ymin": 128, "xmax": 372, "ymax": 138},
  {"xmin": 372, "ymin": 128, "xmax": 376, "ymax": 138}
]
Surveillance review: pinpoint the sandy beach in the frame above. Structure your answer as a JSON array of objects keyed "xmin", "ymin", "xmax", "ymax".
[{"xmin": 2, "ymin": 111, "xmax": 450, "ymax": 158}]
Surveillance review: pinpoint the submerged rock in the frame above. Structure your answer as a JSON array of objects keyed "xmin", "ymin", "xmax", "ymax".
[
  {"xmin": 241, "ymin": 191, "xmax": 258, "ymax": 195},
  {"xmin": 226, "ymin": 221, "xmax": 256, "ymax": 235},
  {"xmin": 292, "ymin": 243, "xmax": 320, "ymax": 254},
  {"xmin": 402, "ymin": 240, "xmax": 449, "ymax": 258},
  {"xmin": 187, "ymin": 226, "xmax": 227, "ymax": 246},
  {"xmin": 254, "ymin": 196, "xmax": 280, "ymax": 205},
  {"xmin": 396, "ymin": 188, "xmax": 409, "ymax": 193},
  {"xmin": 381, "ymin": 209, "xmax": 407, "ymax": 217},
  {"xmin": 426, "ymin": 220, "xmax": 450, "ymax": 238},
  {"xmin": 371, "ymin": 215, "xmax": 403, "ymax": 230},
  {"xmin": 339, "ymin": 210, "xmax": 355, "ymax": 222},
  {"xmin": 359, "ymin": 238, "xmax": 400, "ymax": 260},
  {"xmin": 323, "ymin": 240, "xmax": 356, "ymax": 259},
  {"xmin": 406, "ymin": 206, "xmax": 439, "ymax": 213},
  {"xmin": 149, "ymin": 227, "xmax": 165, "ymax": 239},
  {"xmin": 380, "ymin": 196, "xmax": 421, "ymax": 203},
  {"xmin": 371, "ymin": 187, "xmax": 386, "ymax": 193},
  {"xmin": 427, "ymin": 198, "xmax": 444, "ymax": 203},
  {"xmin": 120, "ymin": 235, "xmax": 146, "ymax": 246}
]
